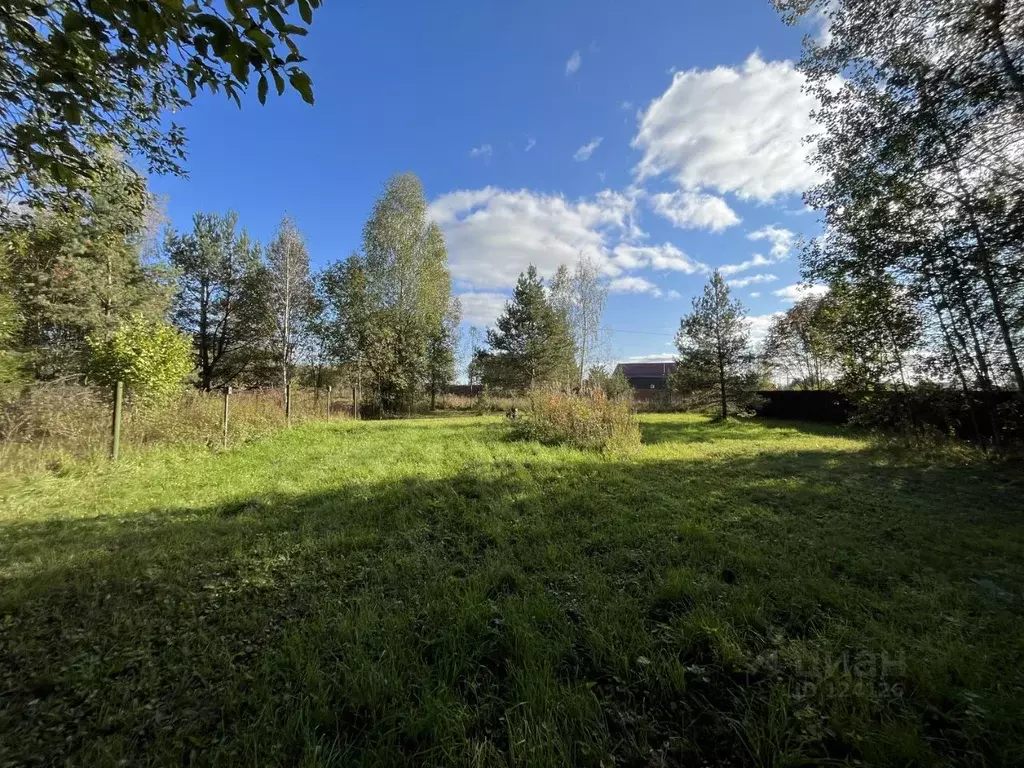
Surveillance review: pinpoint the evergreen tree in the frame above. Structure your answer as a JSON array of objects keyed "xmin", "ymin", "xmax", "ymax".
[
  {"xmin": 485, "ymin": 265, "xmax": 574, "ymax": 390},
  {"xmin": 672, "ymin": 271, "xmax": 756, "ymax": 419},
  {"xmin": 2, "ymin": 155, "xmax": 170, "ymax": 379},
  {"xmin": 165, "ymin": 212, "xmax": 267, "ymax": 390}
]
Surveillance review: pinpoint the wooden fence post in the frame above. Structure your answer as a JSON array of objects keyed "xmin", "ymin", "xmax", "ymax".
[
  {"xmin": 222, "ymin": 386, "xmax": 231, "ymax": 448},
  {"xmin": 110, "ymin": 380, "xmax": 124, "ymax": 461},
  {"xmin": 326, "ymin": 385, "xmax": 332, "ymax": 421},
  {"xmin": 285, "ymin": 382, "xmax": 292, "ymax": 427},
  {"xmin": 352, "ymin": 385, "xmax": 358, "ymax": 420}
]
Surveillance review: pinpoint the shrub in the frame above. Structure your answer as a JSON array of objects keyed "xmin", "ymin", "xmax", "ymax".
[
  {"xmin": 509, "ymin": 389, "xmax": 641, "ymax": 453},
  {"xmin": 87, "ymin": 315, "xmax": 194, "ymax": 406}
]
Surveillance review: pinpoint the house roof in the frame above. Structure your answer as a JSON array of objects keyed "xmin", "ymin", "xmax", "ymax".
[{"xmin": 614, "ymin": 362, "xmax": 676, "ymax": 378}]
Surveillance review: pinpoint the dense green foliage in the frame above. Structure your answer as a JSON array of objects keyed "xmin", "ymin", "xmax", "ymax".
[
  {"xmin": 2, "ymin": 155, "xmax": 170, "ymax": 380},
  {"xmin": 775, "ymin": 0, "xmax": 1024, "ymax": 401},
  {"xmin": 165, "ymin": 212, "xmax": 271, "ymax": 390},
  {"xmin": 0, "ymin": 0, "xmax": 320, "ymax": 204},
  {"xmin": 86, "ymin": 314, "xmax": 194, "ymax": 405},
  {"xmin": 478, "ymin": 266, "xmax": 575, "ymax": 391},
  {"xmin": 315, "ymin": 174, "xmax": 460, "ymax": 414},
  {"xmin": 1, "ymin": 414, "xmax": 1021, "ymax": 765}
]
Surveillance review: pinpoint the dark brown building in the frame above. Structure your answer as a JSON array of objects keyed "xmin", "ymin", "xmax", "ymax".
[{"xmin": 614, "ymin": 361, "xmax": 676, "ymax": 390}]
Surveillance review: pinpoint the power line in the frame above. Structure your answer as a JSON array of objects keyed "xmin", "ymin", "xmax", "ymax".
[{"xmin": 604, "ymin": 327, "xmax": 675, "ymax": 338}]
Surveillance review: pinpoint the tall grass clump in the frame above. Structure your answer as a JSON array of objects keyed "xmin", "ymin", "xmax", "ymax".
[
  {"xmin": 0, "ymin": 384, "xmax": 343, "ymax": 475},
  {"xmin": 509, "ymin": 389, "xmax": 641, "ymax": 453}
]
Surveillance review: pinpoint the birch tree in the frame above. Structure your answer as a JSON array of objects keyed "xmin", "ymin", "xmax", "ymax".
[{"xmin": 266, "ymin": 215, "xmax": 313, "ymax": 395}]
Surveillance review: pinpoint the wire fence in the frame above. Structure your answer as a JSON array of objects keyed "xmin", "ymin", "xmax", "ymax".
[{"xmin": 0, "ymin": 382, "xmax": 360, "ymax": 475}]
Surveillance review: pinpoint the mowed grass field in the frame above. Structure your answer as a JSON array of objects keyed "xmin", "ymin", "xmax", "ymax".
[{"xmin": 1, "ymin": 414, "xmax": 1022, "ymax": 767}]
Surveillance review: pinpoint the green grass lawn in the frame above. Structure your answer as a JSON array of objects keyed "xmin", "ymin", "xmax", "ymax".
[{"xmin": 1, "ymin": 414, "xmax": 1022, "ymax": 766}]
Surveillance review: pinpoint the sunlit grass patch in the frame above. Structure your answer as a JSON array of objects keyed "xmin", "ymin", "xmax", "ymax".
[{"xmin": 0, "ymin": 413, "xmax": 1021, "ymax": 766}]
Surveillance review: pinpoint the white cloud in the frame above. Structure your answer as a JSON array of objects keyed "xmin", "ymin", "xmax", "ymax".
[
  {"xmin": 649, "ymin": 190, "xmax": 740, "ymax": 232},
  {"xmin": 632, "ymin": 53, "xmax": 820, "ymax": 201},
  {"xmin": 566, "ymin": 50, "xmax": 581, "ymax": 76},
  {"xmin": 617, "ymin": 353, "xmax": 676, "ymax": 364},
  {"xmin": 747, "ymin": 312, "xmax": 783, "ymax": 345},
  {"xmin": 747, "ymin": 224, "xmax": 796, "ymax": 260},
  {"xmin": 457, "ymin": 291, "xmax": 508, "ymax": 327},
  {"xmin": 611, "ymin": 243, "xmax": 706, "ymax": 274},
  {"xmin": 773, "ymin": 283, "xmax": 829, "ymax": 303},
  {"xmin": 609, "ymin": 276, "xmax": 664, "ymax": 296},
  {"xmin": 620, "ymin": 101, "xmax": 633, "ymax": 111},
  {"xmin": 719, "ymin": 254, "xmax": 772, "ymax": 276},
  {"xmin": 749, "ymin": 291, "xmax": 761, "ymax": 298},
  {"xmin": 525, "ymin": 138, "xmax": 536, "ymax": 153},
  {"xmin": 469, "ymin": 144, "xmax": 493, "ymax": 160},
  {"xmin": 573, "ymin": 137, "xmax": 603, "ymax": 162},
  {"xmin": 429, "ymin": 187, "xmax": 638, "ymax": 290},
  {"xmin": 727, "ymin": 273, "xmax": 778, "ymax": 288}
]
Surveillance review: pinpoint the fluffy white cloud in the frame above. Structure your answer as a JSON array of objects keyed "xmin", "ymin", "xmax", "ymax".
[
  {"xmin": 747, "ymin": 312, "xmax": 783, "ymax": 344},
  {"xmin": 748, "ymin": 224, "xmax": 796, "ymax": 260},
  {"xmin": 573, "ymin": 137, "xmax": 603, "ymax": 162},
  {"xmin": 457, "ymin": 291, "xmax": 508, "ymax": 327},
  {"xmin": 617, "ymin": 353, "xmax": 676, "ymax": 364},
  {"xmin": 566, "ymin": 50, "xmax": 581, "ymax": 75},
  {"xmin": 469, "ymin": 144, "xmax": 493, "ymax": 160},
  {"xmin": 609, "ymin": 276, "xmax": 663, "ymax": 296},
  {"xmin": 611, "ymin": 243, "xmax": 706, "ymax": 274},
  {"xmin": 649, "ymin": 190, "xmax": 740, "ymax": 232},
  {"xmin": 749, "ymin": 291, "xmax": 761, "ymax": 298},
  {"xmin": 727, "ymin": 273, "xmax": 778, "ymax": 288},
  {"xmin": 773, "ymin": 282, "xmax": 829, "ymax": 303},
  {"xmin": 429, "ymin": 187, "xmax": 638, "ymax": 290},
  {"xmin": 719, "ymin": 254, "xmax": 772, "ymax": 276},
  {"xmin": 632, "ymin": 53, "xmax": 820, "ymax": 201}
]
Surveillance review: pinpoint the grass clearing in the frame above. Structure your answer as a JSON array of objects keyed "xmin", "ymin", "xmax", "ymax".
[{"xmin": 1, "ymin": 413, "xmax": 1022, "ymax": 766}]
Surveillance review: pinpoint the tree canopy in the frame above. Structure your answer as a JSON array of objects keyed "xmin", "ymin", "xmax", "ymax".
[{"xmin": 1, "ymin": 0, "xmax": 321, "ymax": 205}]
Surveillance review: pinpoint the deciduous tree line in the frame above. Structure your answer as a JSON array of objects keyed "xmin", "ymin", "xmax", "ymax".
[
  {"xmin": 0, "ymin": 163, "xmax": 461, "ymax": 414},
  {"xmin": 773, "ymin": 0, "xmax": 1024, "ymax": 394},
  {"xmin": 675, "ymin": 0, "xmax": 1024, "ymax": 426}
]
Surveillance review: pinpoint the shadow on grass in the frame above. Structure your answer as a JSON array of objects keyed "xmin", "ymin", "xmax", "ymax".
[{"xmin": 1, "ymin": 447, "xmax": 1022, "ymax": 767}]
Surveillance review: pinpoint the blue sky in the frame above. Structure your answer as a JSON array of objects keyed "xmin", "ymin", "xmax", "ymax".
[{"xmin": 148, "ymin": 0, "xmax": 828, "ymax": 365}]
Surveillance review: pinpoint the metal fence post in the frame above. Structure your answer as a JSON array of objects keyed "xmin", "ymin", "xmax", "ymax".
[
  {"xmin": 222, "ymin": 386, "xmax": 231, "ymax": 448},
  {"xmin": 326, "ymin": 385, "xmax": 332, "ymax": 421},
  {"xmin": 110, "ymin": 380, "xmax": 124, "ymax": 461}
]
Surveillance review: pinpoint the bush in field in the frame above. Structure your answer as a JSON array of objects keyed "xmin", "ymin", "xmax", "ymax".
[
  {"xmin": 87, "ymin": 315, "xmax": 193, "ymax": 406},
  {"xmin": 510, "ymin": 389, "xmax": 641, "ymax": 453}
]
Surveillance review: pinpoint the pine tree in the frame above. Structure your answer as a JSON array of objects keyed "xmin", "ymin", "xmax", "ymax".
[
  {"xmin": 3, "ymin": 155, "xmax": 170, "ymax": 379},
  {"xmin": 485, "ymin": 266, "xmax": 574, "ymax": 390},
  {"xmin": 166, "ymin": 212, "xmax": 267, "ymax": 390},
  {"xmin": 673, "ymin": 271, "xmax": 756, "ymax": 419}
]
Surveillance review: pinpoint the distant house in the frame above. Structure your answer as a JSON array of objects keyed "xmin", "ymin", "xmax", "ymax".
[{"xmin": 614, "ymin": 361, "xmax": 677, "ymax": 390}]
